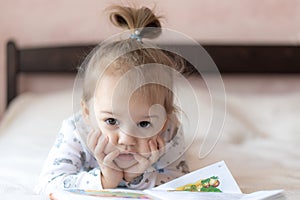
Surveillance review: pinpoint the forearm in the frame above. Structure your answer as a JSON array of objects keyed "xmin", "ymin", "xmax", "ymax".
[
  {"xmin": 35, "ymin": 116, "xmax": 102, "ymax": 195},
  {"xmin": 36, "ymin": 168, "xmax": 103, "ymax": 195}
]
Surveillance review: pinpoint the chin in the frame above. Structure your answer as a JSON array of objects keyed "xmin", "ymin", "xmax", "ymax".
[{"xmin": 114, "ymin": 157, "xmax": 137, "ymax": 169}]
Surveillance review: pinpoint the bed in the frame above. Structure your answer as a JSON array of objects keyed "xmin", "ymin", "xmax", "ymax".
[{"xmin": 1, "ymin": 40, "xmax": 300, "ymax": 199}]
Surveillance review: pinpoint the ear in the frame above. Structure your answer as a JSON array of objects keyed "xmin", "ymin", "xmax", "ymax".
[{"xmin": 81, "ymin": 99, "xmax": 90, "ymax": 124}]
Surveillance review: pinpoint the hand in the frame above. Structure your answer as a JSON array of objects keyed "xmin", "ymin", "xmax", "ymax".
[
  {"xmin": 123, "ymin": 136, "xmax": 165, "ymax": 183},
  {"xmin": 86, "ymin": 130, "xmax": 123, "ymax": 188}
]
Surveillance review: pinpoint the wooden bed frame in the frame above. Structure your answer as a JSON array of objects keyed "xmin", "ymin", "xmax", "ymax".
[{"xmin": 6, "ymin": 40, "xmax": 300, "ymax": 107}]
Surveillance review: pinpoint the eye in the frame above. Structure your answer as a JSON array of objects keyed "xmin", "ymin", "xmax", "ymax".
[
  {"xmin": 105, "ymin": 118, "xmax": 119, "ymax": 126},
  {"xmin": 138, "ymin": 121, "xmax": 151, "ymax": 128}
]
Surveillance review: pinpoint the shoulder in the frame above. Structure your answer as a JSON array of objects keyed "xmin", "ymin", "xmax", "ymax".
[
  {"xmin": 60, "ymin": 112, "xmax": 89, "ymax": 134},
  {"xmin": 61, "ymin": 112, "xmax": 82, "ymax": 129},
  {"xmin": 57, "ymin": 112, "xmax": 89, "ymax": 147},
  {"xmin": 54, "ymin": 112, "xmax": 94, "ymax": 157},
  {"xmin": 153, "ymin": 124, "xmax": 186, "ymax": 169}
]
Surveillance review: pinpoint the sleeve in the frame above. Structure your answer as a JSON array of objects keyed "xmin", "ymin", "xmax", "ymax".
[
  {"xmin": 35, "ymin": 117, "xmax": 103, "ymax": 196},
  {"xmin": 125, "ymin": 127, "xmax": 189, "ymax": 190}
]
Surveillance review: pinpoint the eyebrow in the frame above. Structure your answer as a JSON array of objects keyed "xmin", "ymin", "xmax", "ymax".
[
  {"xmin": 100, "ymin": 111, "xmax": 114, "ymax": 115},
  {"xmin": 100, "ymin": 111, "xmax": 159, "ymax": 119},
  {"xmin": 142, "ymin": 115, "xmax": 159, "ymax": 119}
]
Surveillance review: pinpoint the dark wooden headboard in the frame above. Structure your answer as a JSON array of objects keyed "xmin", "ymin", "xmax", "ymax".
[{"xmin": 6, "ymin": 40, "xmax": 300, "ymax": 107}]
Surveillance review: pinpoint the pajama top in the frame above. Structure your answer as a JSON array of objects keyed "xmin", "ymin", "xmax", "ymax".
[{"xmin": 35, "ymin": 113, "xmax": 189, "ymax": 195}]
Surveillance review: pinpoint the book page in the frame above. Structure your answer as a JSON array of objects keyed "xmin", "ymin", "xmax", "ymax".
[
  {"xmin": 148, "ymin": 190, "xmax": 244, "ymax": 200},
  {"xmin": 143, "ymin": 189, "xmax": 285, "ymax": 200},
  {"xmin": 50, "ymin": 189, "xmax": 154, "ymax": 200},
  {"xmin": 144, "ymin": 161, "xmax": 284, "ymax": 200},
  {"xmin": 154, "ymin": 160, "xmax": 241, "ymax": 193}
]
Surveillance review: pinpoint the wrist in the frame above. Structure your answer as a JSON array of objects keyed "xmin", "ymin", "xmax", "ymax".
[{"xmin": 101, "ymin": 173, "xmax": 119, "ymax": 189}]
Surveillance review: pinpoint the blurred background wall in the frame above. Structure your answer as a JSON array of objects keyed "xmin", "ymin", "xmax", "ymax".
[{"xmin": 0, "ymin": 0, "xmax": 299, "ymax": 118}]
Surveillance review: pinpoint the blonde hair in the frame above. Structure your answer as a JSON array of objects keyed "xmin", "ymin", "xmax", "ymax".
[{"xmin": 81, "ymin": 5, "xmax": 187, "ymax": 115}]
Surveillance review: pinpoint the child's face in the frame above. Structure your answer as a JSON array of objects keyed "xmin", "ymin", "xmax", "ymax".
[{"xmin": 90, "ymin": 75, "xmax": 168, "ymax": 169}]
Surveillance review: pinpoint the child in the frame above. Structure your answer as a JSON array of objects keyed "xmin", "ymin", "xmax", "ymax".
[{"xmin": 36, "ymin": 5, "xmax": 190, "ymax": 196}]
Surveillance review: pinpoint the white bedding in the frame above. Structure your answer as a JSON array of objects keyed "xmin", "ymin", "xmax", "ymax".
[{"xmin": 0, "ymin": 76, "xmax": 299, "ymax": 200}]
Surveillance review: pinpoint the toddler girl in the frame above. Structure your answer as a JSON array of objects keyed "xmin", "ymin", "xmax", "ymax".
[{"xmin": 36, "ymin": 5, "xmax": 190, "ymax": 195}]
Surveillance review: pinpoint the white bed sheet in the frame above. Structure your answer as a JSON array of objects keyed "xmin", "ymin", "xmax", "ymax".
[{"xmin": 0, "ymin": 76, "xmax": 299, "ymax": 200}]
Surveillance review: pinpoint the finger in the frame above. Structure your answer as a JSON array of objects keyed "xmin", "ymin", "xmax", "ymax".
[
  {"xmin": 133, "ymin": 153, "xmax": 148, "ymax": 164},
  {"xmin": 149, "ymin": 140, "xmax": 159, "ymax": 153},
  {"xmin": 94, "ymin": 136, "xmax": 108, "ymax": 161},
  {"xmin": 104, "ymin": 150, "xmax": 120, "ymax": 161},
  {"xmin": 157, "ymin": 136, "xmax": 166, "ymax": 155},
  {"xmin": 148, "ymin": 140, "xmax": 160, "ymax": 164},
  {"xmin": 151, "ymin": 138, "xmax": 158, "ymax": 149},
  {"xmin": 86, "ymin": 130, "xmax": 100, "ymax": 151},
  {"xmin": 129, "ymin": 154, "xmax": 149, "ymax": 173},
  {"xmin": 96, "ymin": 133, "xmax": 108, "ymax": 148},
  {"xmin": 103, "ymin": 150, "xmax": 121, "ymax": 169}
]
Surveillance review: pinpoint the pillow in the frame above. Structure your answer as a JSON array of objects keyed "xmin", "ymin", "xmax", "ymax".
[{"xmin": 0, "ymin": 90, "xmax": 73, "ymax": 140}]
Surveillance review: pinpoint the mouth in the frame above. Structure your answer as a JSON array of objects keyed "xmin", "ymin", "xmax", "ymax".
[{"xmin": 117, "ymin": 153, "xmax": 135, "ymax": 161}]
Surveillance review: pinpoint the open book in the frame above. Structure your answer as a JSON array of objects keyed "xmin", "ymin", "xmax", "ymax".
[{"xmin": 50, "ymin": 161, "xmax": 284, "ymax": 200}]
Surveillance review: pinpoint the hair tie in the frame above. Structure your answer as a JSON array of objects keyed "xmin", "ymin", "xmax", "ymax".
[{"xmin": 130, "ymin": 30, "xmax": 142, "ymax": 42}]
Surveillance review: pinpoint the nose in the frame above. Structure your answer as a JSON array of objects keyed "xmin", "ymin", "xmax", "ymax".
[{"xmin": 118, "ymin": 131, "xmax": 136, "ymax": 147}]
